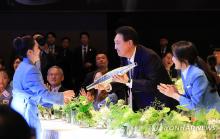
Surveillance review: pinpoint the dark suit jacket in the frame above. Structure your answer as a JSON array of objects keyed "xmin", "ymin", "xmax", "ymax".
[
  {"xmin": 73, "ymin": 45, "xmax": 97, "ymax": 92},
  {"xmin": 57, "ymin": 48, "xmax": 74, "ymax": 89},
  {"xmin": 120, "ymin": 45, "xmax": 178, "ymax": 111},
  {"xmin": 82, "ymin": 71, "xmax": 96, "ymax": 88},
  {"xmin": 40, "ymin": 47, "xmax": 59, "ymax": 82},
  {"xmin": 58, "ymin": 86, "xmax": 67, "ymax": 92}
]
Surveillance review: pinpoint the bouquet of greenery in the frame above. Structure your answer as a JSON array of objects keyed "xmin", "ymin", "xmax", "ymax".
[
  {"xmin": 63, "ymin": 101, "xmax": 72, "ymax": 122},
  {"xmin": 63, "ymin": 96, "xmax": 85, "ymax": 123},
  {"xmin": 108, "ymin": 99, "xmax": 128, "ymax": 130},
  {"xmin": 75, "ymin": 96, "xmax": 95, "ymax": 127},
  {"xmin": 106, "ymin": 99, "xmax": 141, "ymax": 137},
  {"xmin": 139, "ymin": 107, "xmax": 171, "ymax": 138},
  {"xmin": 190, "ymin": 109, "xmax": 220, "ymax": 139},
  {"xmin": 92, "ymin": 98, "xmax": 111, "ymax": 129},
  {"xmin": 158, "ymin": 106, "xmax": 220, "ymax": 139},
  {"xmin": 120, "ymin": 108, "xmax": 142, "ymax": 137}
]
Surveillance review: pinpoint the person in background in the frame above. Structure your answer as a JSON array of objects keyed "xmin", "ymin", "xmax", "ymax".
[
  {"xmin": 157, "ymin": 41, "xmax": 220, "ymax": 112},
  {"xmin": 207, "ymin": 54, "xmax": 217, "ymax": 73},
  {"xmin": 46, "ymin": 32, "xmax": 59, "ymax": 57},
  {"xmin": 82, "ymin": 53, "xmax": 109, "ymax": 89},
  {"xmin": 47, "ymin": 66, "xmax": 66, "ymax": 92},
  {"xmin": 93, "ymin": 72, "xmax": 118, "ymax": 110},
  {"xmin": 82, "ymin": 52, "xmax": 126, "ymax": 101},
  {"xmin": 159, "ymin": 36, "xmax": 170, "ymax": 57},
  {"xmin": 43, "ymin": 65, "xmax": 67, "ymax": 118},
  {"xmin": 9, "ymin": 55, "xmax": 22, "ymax": 79},
  {"xmin": 213, "ymin": 49, "xmax": 220, "ymax": 75},
  {"xmin": 206, "ymin": 54, "xmax": 220, "ymax": 95},
  {"xmin": 12, "ymin": 56, "xmax": 22, "ymax": 71},
  {"xmin": 80, "ymin": 89, "xmax": 97, "ymax": 104},
  {"xmin": 9, "ymin": 38, "xmax": 25, "ymax": 91},
  {"xmin": 57, "ymin": 37, "xmax": 74, "ymax": 89},
  {"xmin": 81, "ymin": 71, "xmax": 118, "ymax": 111},
  {"xmin": 73, "ymin": 32, "xmax": 97, "ymax": 94},
  {"xmin": 162, "ymin": 50, "xmax": 178, "ymax": 81},
  {"xmin": 0, "ymin": 57, "xmax": 5, "ymax": 70},
  {"xmin": 0, "ymin": 70, "xmax": 12, "ymax": 105},
  {"xmin": 34, "ymin": 33, "xmax": 57, "ymax": 82},
  {"xmin": 10, "ymin": 35, "xmax": 75, "ymax": 139}
]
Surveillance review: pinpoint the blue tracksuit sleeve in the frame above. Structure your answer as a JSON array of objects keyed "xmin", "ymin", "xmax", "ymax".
[
  {"xmin": 24, "ymin": 67, "xmax": 64, "ymax": 105},
  {"xmin": 179, "ymin": 75, "xmax": 208, "ymax": 110}
]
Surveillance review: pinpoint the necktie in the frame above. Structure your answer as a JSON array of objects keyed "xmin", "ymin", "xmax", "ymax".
[
  {"xmin": 49, "ymin": 45, "xmax": 55, "ymax": 54},
  {"xmin": 128, "ymin": 60, "xmax": 133, "ymax": 78},
  {"xmin": 127, "ymin": 59, "xmax": 133, "ymax": 108},
  {"xmin": 82, "ymin": 46, "xmax": 87, "ymax": 63}
]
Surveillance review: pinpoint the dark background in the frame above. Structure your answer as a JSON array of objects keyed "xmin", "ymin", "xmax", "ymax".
[
  {"xmin": 0, "ymin": 12, "xmax": 108, "ymax": 68},
  {"xmin": 1, "ymin": 0, "xmax": 220, "ymax": 68}
]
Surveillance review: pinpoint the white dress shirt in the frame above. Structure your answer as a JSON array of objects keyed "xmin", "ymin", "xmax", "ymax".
[
  {"xmin": 125, "ymin": 47, "xmax": 136, "ymax": 88},
  {"xmin": 51, "ymin": 85, "xmax": 62, "ymax": 93},
  {"xmin": 182, "ymin": 65, "xmax": 190, "ymax": 80}
]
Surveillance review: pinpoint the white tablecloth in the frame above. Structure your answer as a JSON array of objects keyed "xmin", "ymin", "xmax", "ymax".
[{"xmin": 41, "ymin": 119, "xmax": 146, "ymax": 139}]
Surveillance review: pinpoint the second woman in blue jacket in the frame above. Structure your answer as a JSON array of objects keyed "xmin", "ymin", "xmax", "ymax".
[{"xmin": 157, "ymin": 41, "xmax": 220, "ymax": 112}]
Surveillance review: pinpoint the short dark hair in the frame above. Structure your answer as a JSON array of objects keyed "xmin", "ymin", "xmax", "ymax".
[
  {"xmin": 35, "ymin": 34, "xmax": 46, "ymax": 46},
  {"xmin": 0, "ymin": 105, "xmax": 32, "ymax": 139},
  {"xmin": 80, "ymin": 32, "xmax": 90, "ymax": 39},
  {"xmin": 0, "ymin": 57, "xmax": 5, "ymax": 67},
  {"xmin": 96, "ymin": 50, "xmax": 108, "ymax": 56},
  {"xmin": 46, "ymin": 32, "xmax": 56, "ymax": 38},
  {"xmin": 13, "ymin": 35, "xmax": 35, "ymax": 58},
  {"xmin": 0, "ymin": 69, "xmax": 9, "ymax": 77},
  {"xmin": 61, "ymin": 37, "xmax": 71, "ymax": 42},
  {"xmin": 115, "ymin": 26, "xmax": 139, "ymax": 45},
  {"xmin": 162, "ymin": 50, "xmax": 173, "ymax": 59},
  {"xmin": 159, "ymin": 36, "xmax": 169, "ymax": 40},
  {"xmin": 207, "ymin": 55, "xmax": 217, "ymax": 66}
]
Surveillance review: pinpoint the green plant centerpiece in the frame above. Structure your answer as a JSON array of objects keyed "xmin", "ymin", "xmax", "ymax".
[
  {"xmin": 107, "ymin": 99, "xmax": 141, "ymax": 137},
  {"xmin": 75, "ymin": 96, "xmax": 95, "ymax": 127},
  {"xmin": 92, "ymin": 97, "xmax": 111, "ymax": 129},
  {"xmin": 63, "ymin": 101, "xmax": 72, "ymax": 123},
  {"xmin": 157, "ymin": 106, "xmax": 220, "ymax": 139}
]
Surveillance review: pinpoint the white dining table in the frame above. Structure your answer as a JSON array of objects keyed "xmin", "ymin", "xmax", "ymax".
[{"xmin": 40, "ymin": 119, "xmax": 147, "ymax": 139}]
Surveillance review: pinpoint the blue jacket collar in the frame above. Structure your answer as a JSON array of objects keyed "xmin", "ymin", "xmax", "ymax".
[{"xmin": 23, "ymin": 58, "xmax": 33, "ymax": 65}]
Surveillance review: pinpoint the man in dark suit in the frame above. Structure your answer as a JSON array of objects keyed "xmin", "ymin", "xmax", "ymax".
[
  {"xmin": 57, "ymin": 37, "xmax": 74, "ymax": 89},
  {"xmin": 82, "ymin": 52, "xmax": 109, "ymax": 87},
  {"xmin": 96, "ymin": 26, "xmax": 178, "ymax": 111},
  {"xmin": 45, "ymin": 65, "xmax": 67, "ymax": 118},
  {"xmin": 46, "ymin": 32, "xmax": 60, "ymax": 57},
  {"xmin": 34, "ymin": 33, "xmax": 59, "ymax": 82},
  {"xmin": 82, "ymin": 52, "xmax": 127, "ymax": 100},
  {"xmin": 159, "ymin": 37, "xmax": 171, "ymax": 57},
  {"xmin": 73, "ymin": 32, "xmax": 97, "ymax": 94}
]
